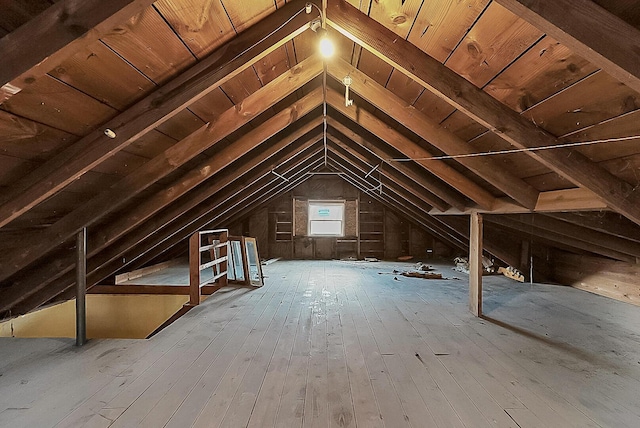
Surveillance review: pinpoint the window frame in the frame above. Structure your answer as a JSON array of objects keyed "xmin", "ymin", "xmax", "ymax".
[{"xmin": 307, "ymin": 200, "xmax": 346, "ymax": 237}]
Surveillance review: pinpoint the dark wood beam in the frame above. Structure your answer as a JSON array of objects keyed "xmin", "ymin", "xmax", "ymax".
[
  {"xmin": 0, "ymin": 83, "xmax": 323, "ymax": 283},
  {"xmin": 544, "ymin": 212, "xmax": 640, "ymax": 243},
  {"xmin": 10, "ymin": 153, "xmax": 323, "ymax": 314},
  {"xmin": 495, "ymin": 0, "xmax": 640, "ymax": 94},
  {"xmin": 0, "ymin": 0, "xmax": 155, "ymax": 87},
  {"xmin": 0, "ymin": 133, "xmax": 322, "ymax": 313},
  {"xmin": 327, "ymin": 135, "xmax": 449, "ymax": 211},
  {"xmin": 0, "ymin": 1, "xmax": 315, "ymax": 229},
  {"xmin": 327, "ymin": 59, "xmax": 539, "ymax": 210},
  {"xmin": 326, "ymin": 101, "xmax": 476, "ymax": 210},
  {"xmin": 484, "ymin": 215, "xmax": 637, "ymax": 263},
  {"xmin": 326, "ymin": 0, "xmax": 640, "ymax": 226}
]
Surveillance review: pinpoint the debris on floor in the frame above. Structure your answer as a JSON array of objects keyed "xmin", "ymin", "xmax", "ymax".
[
  {"xmin": 364, "ymin": 257, "xmax": 379, "ymax": 262},
  {"xmin": 397, "ymin": 255, "xmax": 414, "ymax": 261},
  {"xmin": 453, "ymin": 257, "xmax": 469, "ymax": 274},
  {"xmin": 415, "ymin": 263, "xmax": 434, "ymax": 271},
  {"xmin": 401, "ymin": 271, "xmax": 443, "ymax": 279},
  {"xmin": 498, "ymin": 266, "xmax": 525, "ymax": 282}
]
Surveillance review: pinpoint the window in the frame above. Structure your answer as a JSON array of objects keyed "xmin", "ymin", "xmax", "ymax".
[{"xmin": 308, "ymin": 201, "xmax": 345, "ymax": 236}]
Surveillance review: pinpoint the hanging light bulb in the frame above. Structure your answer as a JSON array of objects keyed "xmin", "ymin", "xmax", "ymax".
[{"xmin": 319, "ymin": 30, "xmax": 334, "ymax": 58}]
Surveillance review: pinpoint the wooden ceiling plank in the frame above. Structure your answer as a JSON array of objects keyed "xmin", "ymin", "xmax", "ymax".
[
  {"xmin": 495, "ymin": 0, "xmax": 640, "ymax": 94},
  {"xmin": 327, "ymin": 117, "xmax": 468, "ymax": 210},
  {"xmin": 326, "ymin": 90, "xmax": 491, "ymax": 209},
  {"xmin": 485, "ymin": 215, "xmax": 637, "ymax": 263},
  {"xmin": 0, "ymin": 1, "xmax": 314, "ymax": 229},
  {"xmin": 545, "ymin": 212, "xmax": 640, "ymax": 244},
  {"xmin": 0, "ymin": 68, "xmax": 323, "ymax": 283},
  {"xmin": 327, "ymin": 60, "xmax": 538, "ymax": 208},
  {"xmin": 326, "ymin": 0, "xmax": 640, "ymax": 225},
  {"xmin": 1, "ymin": 144, "xmax": 323, "ymax": 314},
  {"xmin": 0, "ymin": 0, "xmax": 156, "ymax": 88}
]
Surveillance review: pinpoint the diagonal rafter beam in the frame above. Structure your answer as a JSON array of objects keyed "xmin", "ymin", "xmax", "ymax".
[
  {"xmin": 0, "ymin": 0, "xmax": 155, "ymax": 87},
  {"xmin": 326, "ymin": 0, "xmax": 640, "ymax": 226},
  {"xmin": 495, "ymin": 0, "xmax": 640, "ymax": 94},
  {"xmin": 0, "ymin": 0, "xmax": 315, "ymax": 229},
  {"xmin": 0, "ymin": 71, "xmax": 323, "ymax": 283},
  {"xmin": 8, "ymin": 148, "xmax": 325, "ymax": 315},
  {"xmin": 326, "ymin": 60, "xmax": 538, "ymax": 209}
]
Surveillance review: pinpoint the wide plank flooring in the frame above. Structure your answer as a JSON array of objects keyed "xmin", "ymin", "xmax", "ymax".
[{"xmin": 1, "ymin": 260, "xmax": 640, "ymax": 427}]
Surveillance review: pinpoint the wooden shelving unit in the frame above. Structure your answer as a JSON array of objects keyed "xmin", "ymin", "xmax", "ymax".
[
  {"xmin": 359, "ymin": 197, "xmax": 384, "ymax": 259},
  {"xmin": 272, "ymin": 211, "xmax": 293, "ymax": 242}
]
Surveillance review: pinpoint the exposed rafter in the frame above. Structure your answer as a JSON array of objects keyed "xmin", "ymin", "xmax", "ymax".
[
  {"xmin": 495, "ymin": 0, "xmax": 640, "ymax": 94},
  {"xmin": 0, "ymin": 0, "xmax": 315, "ymax": 229},
  {"xmin": 326, "ymin": 0, "xmax": 640, "ymax": 226}
]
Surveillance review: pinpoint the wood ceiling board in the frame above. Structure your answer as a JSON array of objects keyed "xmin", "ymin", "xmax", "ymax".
[
  {"xmin": 0, "ymin": 71, "xmax": 323, "ymax": 283},
  {"xmin": 1, "ymin": 74, "xmax": 117, "ymax": 136},
  {"xmin": 599, "ymin": 154, "xmax": 640, "ymax": 187},
  {"xmin": 154, "ymin": 0, "xmax": 236, "ymax": 58},
  {"xmin": 154, "ymin": 109, "xmax": 206, "ymax": 140},
  {"xmin": 560, "ymin": 109, "xmax": 640, "ymax": 162},
  {"xmin": 327, "ymin": 60, "xmax": 539, "ymax": 208},
  {"xmin": 546, "ymin": 211, "xmax": 640, "ymax": 243},
  {"xmin": 385, "ymin": 69, "xmax": 424, "ymax": 106},
  {"xmin": 0, "ymin": 0, "xmax": 156, "ymax": 87},
  {"xmin": 330, "ymin": 27, "xmax": 357, "ymax": 64},
  {"xmin": 327, "ymin": 117, "xmax": 469, "ymax": 210},
  {"xmin": 591, "ymin": 0, "xmax": 640, "ymax": 29},
  {"xmin": 440, "ymin": 111, "xmax": 487, "ymax": 141},
  {"xmin": 255, "ymin": 45, "xmax": 291, "ymax": 85},
  {"xmin": 484, "ymin": 36, "xmax": 598, "ymax": 112},
  {"xmin": 524, "ymin": 172, "xmax": 576, "ymax": 192},
  {"xmin": 188, "ymin": 88, "xmax": 235, "ymax": 123},
  {"xmin": 496, "ymin": 0, "xmax": 640, "ymax": 94},
  {"xmin": 408, "ymin": 0, "xmax": 489, "ymax": 63},
  {"xmin": 87, "ymin": 123, "xmax": 322, "ymax": 266},
  {"xmin": 291, "ymin": 28, "xmax": 317, "ymax": 62},
  {"xmin": 219, "ymin": 67, "xmax": 263, "ymax": 105},
  {"xmin": 0, "ymin": 110, "xmax": 73, "ymax": 162},
  {"xmin": 367, "ymin": 0, "xmax": 423, "ymax": 39},
  {"xmin": 356, "ymin": 49, "xmax": 392, "ymax": 87},
  {"xmin": 0, "ymin": 156, "xmax": 36, "ymax": 188},
  {"xmin": 220, "ymin": 0, "xmax": 275, "ymax": 33},
  {"xmin": 89, "ymin": 150, "xmax": 150, "ymax": 177},
  {"xmin": 444, "ymin": 2, "xmax": 543, "ymax": 88},
  {"xmin": 48, "ymin": 41, "xmax": 156, "ymax": 111},
  {"xmin": 121, "ymin": 130, "xmax": 178, "ymax": 159},
  {"xmin": 412, "ymin": 90, "xmax": 456, "ymax": 124},
  {"xmin": 101, "ymin": 6, "xmax": 196, "ymax": 85},
  {"xmin": 326, "ymin": 0, "xmax": 640, "ymax": 225},
  {"xmin": 524, "ymin": 70, "xmax": 640, "ymax": 137}
]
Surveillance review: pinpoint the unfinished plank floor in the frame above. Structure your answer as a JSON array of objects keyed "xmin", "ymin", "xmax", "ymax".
[{"xmin": 1, "ymin": 260, "xmax": 640, "ymax": 427}]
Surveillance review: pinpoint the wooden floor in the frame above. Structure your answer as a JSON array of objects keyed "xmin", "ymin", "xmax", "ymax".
[{"xmin": 1, "ymin": 260, "xmax": 640, "ymax": 427}]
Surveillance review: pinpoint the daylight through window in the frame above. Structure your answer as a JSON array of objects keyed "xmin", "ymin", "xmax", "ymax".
[{"xmin": 308, "ymin": 201, "xmax": 345, "ymax": 236}]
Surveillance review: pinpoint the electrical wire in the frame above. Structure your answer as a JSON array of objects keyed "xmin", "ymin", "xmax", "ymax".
[{"xmin": 389, "ymin": 135, "xmax": 640, "ymax": 162}]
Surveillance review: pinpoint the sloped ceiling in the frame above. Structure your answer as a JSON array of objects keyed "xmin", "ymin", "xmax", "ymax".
[{"xmin": 0, "ymin": 0, "xmax": 639, "ymax": 317}]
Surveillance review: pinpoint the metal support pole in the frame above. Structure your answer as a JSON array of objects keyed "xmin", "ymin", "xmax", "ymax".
[{"xmin": 76, "ymin": 227, "xmax": 87, "ymax": 346}]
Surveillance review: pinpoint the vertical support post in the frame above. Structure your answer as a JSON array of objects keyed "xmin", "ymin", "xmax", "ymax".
[
  {"xmin": 520, "ymin": 240, "xmax": 531, "ymax": 281},
  {"xmin": 75, "ymin": 227, "xmax": 87, "ymax": 346},
  {"xmin": 189, "ymin": 232, "xmax": 200, "ymax": 306},
  {"xmin": 219, "ymin": 231, "xmax": 228, "ymax": 287},
  {"xmin": 469, "ymin": 212, "xmax": 483, "ymax": 316}
]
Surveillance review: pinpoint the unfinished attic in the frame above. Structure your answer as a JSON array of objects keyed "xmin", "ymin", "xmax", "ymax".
[{"xmin": 1, "ymin": 0, "xmax": 640, "ymax": 426}]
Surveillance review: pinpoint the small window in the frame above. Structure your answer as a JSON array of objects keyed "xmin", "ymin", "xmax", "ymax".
[{"xmin": 308, "ymin": 201, "xmax": 345, "ymax": 236}]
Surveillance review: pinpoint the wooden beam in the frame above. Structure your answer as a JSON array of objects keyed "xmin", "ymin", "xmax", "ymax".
[
  {"xmin": 328, "ymin": 135, "xmax": 450, "ymax": 211},
  {"xmin": 484, "ymin": 215, "xmax": 637, "ymax": 263},
  {"xmin": 0, "ymin": 79, "xmax": 323, "ymax": 283},
  {"xmin": 0, "ymin": 0, "xmax": 155, "ymax": 87},
  {"xmin": 327, "ymin": 118, "xmax": 468, "ymax": 210},
  {"xmin": 495, "ymin": 0, "xmax": 640, "ymax": 94},
  {"xmin": 0, "ymin": 134, "xmax": 323, "ymax": 313},
  {"xmin": 544, "ymin": 212, "xmax": 640, "ymax": 243},
  {"xmin": 327, "ymin": 59, "xmax": 539, "ymax": 209},
  {"xmin": 326, "ymin": 0, "xmax": 640, "ymax": 226},
  {"xmin": 0, "ymin": 0, "xmax": 314, "ymax": 229},
  {"xmin": 430, "ymin": 188, "xmax": 608, "ymax": 215},
  {"xmin": 10, "ymin": 153, "xmax": 324, "ymax": 315},
  {"xmin": 469, "ymin": 212, "xmax": 483, "ymax": 316}
]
